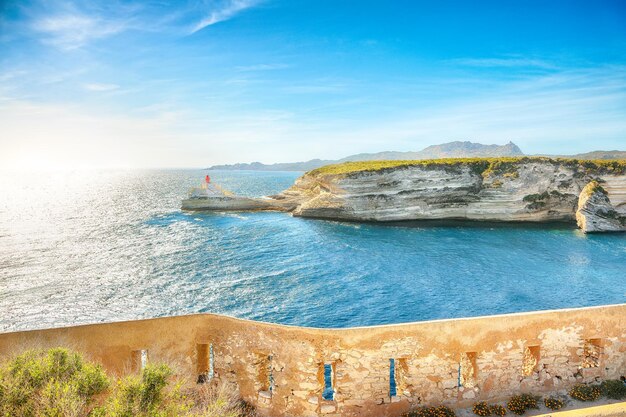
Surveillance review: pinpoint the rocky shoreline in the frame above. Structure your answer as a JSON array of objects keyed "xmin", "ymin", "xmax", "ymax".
[{"xmin": 191, "ymin": 157, "xmax": 626, "ymax": 233}]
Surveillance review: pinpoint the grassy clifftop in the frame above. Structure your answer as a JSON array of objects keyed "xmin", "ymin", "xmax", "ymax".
[{"xmin": 307, "ymin": 157, "xmax": 626, "ymax": 177}]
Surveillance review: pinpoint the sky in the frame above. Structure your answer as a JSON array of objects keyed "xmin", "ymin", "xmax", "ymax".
[{"xmin": 0, "ymin": 0, "xmax": 625, "ymax": 169}]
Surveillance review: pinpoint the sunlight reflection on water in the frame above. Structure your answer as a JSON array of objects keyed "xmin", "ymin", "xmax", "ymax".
[{"xmin": 0, "ymin": 169, "xmax": 624, "ymax": 332}]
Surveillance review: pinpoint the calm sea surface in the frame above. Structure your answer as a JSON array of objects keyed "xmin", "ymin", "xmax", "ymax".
[{"xmin": 0, "ymin": 169, "xmax": 624, "ymax": 331}]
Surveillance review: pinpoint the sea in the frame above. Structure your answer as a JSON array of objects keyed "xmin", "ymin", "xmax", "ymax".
[{"xmin": 0, "ymin": 169, "xmax": 624, "ymax": 332}]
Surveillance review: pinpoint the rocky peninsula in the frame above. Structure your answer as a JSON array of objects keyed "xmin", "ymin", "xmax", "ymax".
[
  {"xmin": 275, "ymin": 157, "xmax": 626, "ymax": 232},
  {"xmin": 192, "ymin": 157, "xmax": 626, "ymax": 232}
]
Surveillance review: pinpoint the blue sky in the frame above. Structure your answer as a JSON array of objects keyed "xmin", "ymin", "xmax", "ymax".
[{"xmin": 1, "ymin": 0, "xmax": 625, "ymax": 169}]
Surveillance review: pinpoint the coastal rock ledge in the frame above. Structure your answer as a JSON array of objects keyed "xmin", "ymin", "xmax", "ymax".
[
  {"xmin": 272, "ymin": 157, "xmax": 626, "ymax": 233},
  {"xmin": 576, "ymin": 181, "xmax": 626, "ymax": 232}
]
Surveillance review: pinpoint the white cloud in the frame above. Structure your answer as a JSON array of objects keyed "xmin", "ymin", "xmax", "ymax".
[
  {"xmin": 33, "ymin": 13, "xmax": 127, "ymax": 50},
  {"xmin": 450, "ymin": 57, "xmax": 556, "ymax": 69},
  {"xmin": 190, "ymin": 0, "xmax": 259, "ymax": 34},
  {"xmin": 83, "ymin": 83, "xmax": 120, "ymax": 92},
  {"xmin": 235, "ymin": 63, "xmax": 290, "ymax": 71}
]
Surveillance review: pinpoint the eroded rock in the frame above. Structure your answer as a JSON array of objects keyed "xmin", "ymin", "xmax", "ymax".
[{"xmin": 576, "ymin": 181, "xmax": 626, "ymax": 233}]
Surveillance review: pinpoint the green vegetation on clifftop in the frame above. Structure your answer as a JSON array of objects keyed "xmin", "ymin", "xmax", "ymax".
[{"xmin": 307, "ymin": 157, "xmax": 626, "ymax": 177}]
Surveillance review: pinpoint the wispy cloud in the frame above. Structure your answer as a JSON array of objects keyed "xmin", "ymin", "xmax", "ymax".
[
  {"xmin": 83, "ymin": 83, "xmax": 120, "ymax": 92},
  {"xmin": 235, "ymin": 63, "xmax": 290, "ymax": 72},
  {"xmin": 450, "ymin": 57, "xmax": 557, "ymax": 69},
  {"xmin": 190, "ymin": 0, "xmax": 259, "ymax": 34},
  {"xmin": 33, "ymin": 13, "xmax": 127, "ymax": 50}
]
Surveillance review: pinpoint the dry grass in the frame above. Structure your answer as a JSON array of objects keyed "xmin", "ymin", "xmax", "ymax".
[
  {"xmin": 0, "ymin": 347, "xmax": 255, "ymax": 417},
  {"xmin": 307, "ymin": 156, "xmax": 626, "ymax": 177}
]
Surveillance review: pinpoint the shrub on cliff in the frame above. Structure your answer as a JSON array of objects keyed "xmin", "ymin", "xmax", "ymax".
[
  {"xmin": 91, "ymin": 363, "xmax": 187, "ymax": 417},
  {"xmin": 0, "ymin": 347, "xmax": 255, "ymax": 417},
  {"xmin": 471, "ymin": 402, "xmax": 507, "ymax": 416},
  {"xmin": 472, "ymin": 401, "xmax": 491, "ymax": 416},
  {"xmin": 0, "ymin": 347, "xmax": 109, "ymax": 417},
  {"xmin": 404, "ymin": 405, "xmax": 456, "ymax": 417},
  {"xmin": 543, "ymin": 396, "xmax": 564, "ymax": 410},
  {"xmin": 488, "ymin": 404, "xmax": 507, "ymax": 416},
  {"xmin": 506, "ymin": 394, "xmax": 539, "ymax": 415},
  {"xmin": 600, "ymin": 379, "xmax": 626, "ymax": 400},
  {"xmin": 569, "ymin": 384, "xmax": 601, "ymax": 402}
]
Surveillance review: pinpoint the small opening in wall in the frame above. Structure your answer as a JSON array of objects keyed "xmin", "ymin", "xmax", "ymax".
[
  {"xmin": 522, "ymin": 345, "xmax": 540, "ymax": 376},
  {"xmin": 389, "ymin": 358, "xmax": 397, "ymax": 397},
  {"xmin": 197, "ymin": 343, "xmax": 215, "ymax": 383},
  {"xmin": 269, "ymin": 355, "xmax": 274, "ymax": 392},
  {"xmin": 132, "ymin": 349, "xmax": 148, "ymax": 373},
  {"xmin": 197, "ymin": 344, "xmax": 209, "ymax": 384},
  {"xmin": 322, "ymin": 363, "xmax": 335, "ymax": 401},
  {"xmin": 459, "ymin": 352, "xmax": 478, "ymax": 388},
  {"xmin": 209, "ymin": 344, "xmax": 215, "ymax": 379},
  {"xmin": 255, "ymin": 353, "xmax": 273, "ymax": 394},
  {"xmin": 581, "ymin": 338, "xmax": 603, "ymax": 368},
  {"xmin": 396, "ymin": 358, "xmax": 409, "ymax": 395}
]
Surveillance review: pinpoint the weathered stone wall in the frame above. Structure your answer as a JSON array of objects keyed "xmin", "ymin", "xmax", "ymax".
[{"xmin": 0, "ymin": 305, "xmax": 624, "ymax": 417}]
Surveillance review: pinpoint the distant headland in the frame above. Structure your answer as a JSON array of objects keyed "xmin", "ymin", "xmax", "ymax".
[{"xmin": 207, "ymin": 140, "xmax": 626, "ymax": 171}]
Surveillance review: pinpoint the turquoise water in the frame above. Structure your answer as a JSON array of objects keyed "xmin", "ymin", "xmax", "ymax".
[{"xmin": 0, "ymin": 170, "xmax": 624, "ymax": 331}]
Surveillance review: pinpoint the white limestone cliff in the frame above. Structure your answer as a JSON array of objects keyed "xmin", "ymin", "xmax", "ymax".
[
  {"xmin": 273, "ymin": 158, "xmax": 626, "ymax": 231},
  {"xmin": 576, "ymin": 181, "xmax": 626, "ymax": 233}
]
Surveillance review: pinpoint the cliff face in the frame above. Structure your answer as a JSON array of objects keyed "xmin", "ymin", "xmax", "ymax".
[
  {"xmin": 276, "ymin": 158, "xmax": 626, "ymax": 229},
  {"xmin": 576, "ymin": 181, "xmax": 626, "ymax": 232}
]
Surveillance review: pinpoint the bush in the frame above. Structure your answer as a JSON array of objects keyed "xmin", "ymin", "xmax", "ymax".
[
  {"xmin": 93, "ymin": 363, "xmax": 190, "ymax": 417},
  {"xmin": 0, "ymin": 347, "xmax": 255, "ymax": 417},
  {"xmin": 489, "ymin": 404, "xmax": 507, "ymax": 416},
  {"xmin": 0, "ymin": 347, "xmax": 109, "ymax": 417},
  {"xmin": 544, "ymin": 396, "xmax": 564, "ymax": 410},
  {"xmin": 600, "ymin": 379, "xmax": 626, "ymax": 400},
  {"xmin": 472, "ymin": 401, "xmax": 491, "ymax": 416},
  {"xmin": 404, "ymin": 405, "xmax": 456, "ymax": 417},
  {"xmin": 569, "ymin": 384, "xmax": 601, "ymax": 401},
  {"xmin": 506, "ymin": 394, "xmax": 539, "ymax": 415}
]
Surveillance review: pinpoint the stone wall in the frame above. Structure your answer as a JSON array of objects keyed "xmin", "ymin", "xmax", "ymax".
[{"xmin": 0, "ymin": 305, "xmax": 624, "ymax": 417}]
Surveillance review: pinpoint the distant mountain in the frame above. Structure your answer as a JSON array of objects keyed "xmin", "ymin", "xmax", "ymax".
[
  {"xmin": 568, "ymin": 150, "xmax": 626, "ymax": 160},
  {"xmin": 208, "ymin": 159, "xmax": 336, "ymax": 172},
  {"xmin": 209, "ymin": 141, "xmax": 525, "ymax": 171}
]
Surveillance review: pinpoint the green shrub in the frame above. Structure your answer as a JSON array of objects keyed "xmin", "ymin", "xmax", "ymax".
[
  {"xmin": 404, "ymin": 405, "xmax": 456, "ymax": 417},
  {"xmin": 569, "ymin": 384, "xmax": 601, "ymax": 401},
  {"xmin": 0, "ymin": 347, "xmax": 109, "ymax": 417},
  {"xmin": 472, "ymin": 401, "xmax": 491, "ymax": 416},
  {"xmin": 0, "ymin": 347, "xmax": 255, "ymax": 417},
  {"xmin": 506, "ymin": 394, "xmax": 539, "ymax": 415},
  {"xmin": 544, "ymin": 396, "xmax": 564, "ymax": 410},
  {"xmin": 97, "ymin": 364, "xmax": 188, "ymax": 417},
  {"xmin": 600, "ymin": 380, "xmax": 626, "ymax": 400}
]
